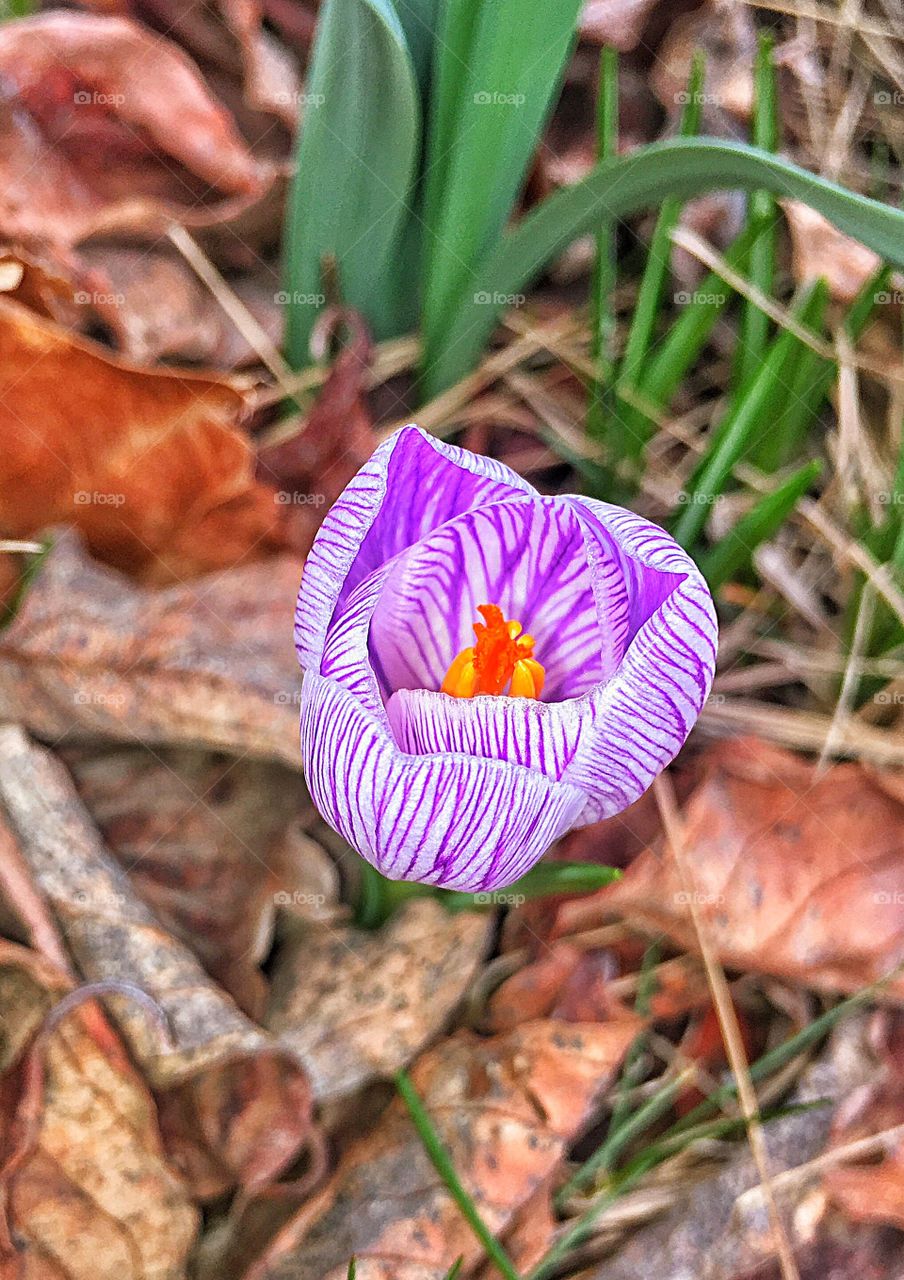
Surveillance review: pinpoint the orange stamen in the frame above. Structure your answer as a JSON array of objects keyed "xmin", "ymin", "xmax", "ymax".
[{"xmin": 441, "ymin": 604, "xmax": 545, "ymax": 699}]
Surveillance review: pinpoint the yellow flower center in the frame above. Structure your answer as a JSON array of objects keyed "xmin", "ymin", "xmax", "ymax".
[{"xmin": 440, "ymin": 603, "xmax": 545, "ymax": 699}]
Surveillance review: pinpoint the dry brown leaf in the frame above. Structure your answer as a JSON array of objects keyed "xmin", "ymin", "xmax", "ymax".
[
  {"xmin": 0, "ymin": 12, "xmax": 273, "ymax": 247},
  {"xmin": 257, "ymin": 308, "xmax": 377, "ymax": 557},
  {"xmin": 266, "ymin": 900, "xmax": 492, "ymax": 1103},
  {"xmin": 243, "ymin": 1018, "xmax": 639, "ymax": 1280},
  {"xmin": 0, "ymin": 294, "xmax": 288, "ymax": 581},
  {"xmin": 0, "ymin": 530, "xmax": 302, "ymax": 766},
  {"xmin": 782, "ymin": 199, "xmax": 898, "ymax": 304},
  {"xmin": 650, "ymin": 0, "xmax": 756, "ymax": 121},
  {"xmin": 596, "ymin": 737, "xmax": 904, "ymax": 999},
  {"xmin": 0, "ymin": 726, "xmax": 314, "ymax": 1200},
  {"xmin": 73, "ymin": 244, "xmax": 282, "ymax": 367},
  {"xmin": 579, "ymin": 0, "xmax": 662, "ymax": 51},
  {"xmin": 0, "ymin": 941, "xmax": 198, "ymax": 1278},
  {"xmin": 65, "ymin": 745, "xmax": 306, "ymax": 1016}
]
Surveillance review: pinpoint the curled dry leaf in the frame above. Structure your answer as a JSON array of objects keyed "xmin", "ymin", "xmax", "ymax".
[
  {"xmin": 65, "ymin": 745, "xmax": 306, "ymax": 1016},
  {"xmin": 596, "ymin": 738, "xmax": 904, "ymax": 1000},
  {"xmin": 266, "ymin": 900, "xmax": 492, "ymax": 1103},
  {"xmin": 0, "ymin": 530, "xmax": 302, "ymax": 766},
  {"xmin": 0, "ymin": 294, "xmax": 288, "ymax": 582},
  {"xmin": 0, "ymin": 12, "xmax": 273, "ymax": 247},
  {"xmin": 243, "ymin": 1018, "xmax": 639, "ymax": 1280},
  {"xmin": 0, "ymin": 726, "xmax": 314, "ymax": 1199},
  {"xmin": 0, "ymin": 941, "xmax": 198, "ymax": 1278}
]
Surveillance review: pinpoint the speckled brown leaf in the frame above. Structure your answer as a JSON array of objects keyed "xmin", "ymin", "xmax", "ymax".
[
  {"xmin": 0, "ymin": 297, "xmax": 287, "ymax": 582},
  {"xmin": 266, "ymin": 900, "xmax": 492, "ymax": 1103},
  {"xmin": 65, "ymin": 745, "xmax": 306, "ymax": 1015},
  {"xmin": 0, "ymin": 727, "xmax": 314, "ymax": 1199},
  {"xmin": 0, "ymin": 531, "xmax": 302, "ymax": 766},
  {"xmin": 598, "ymin": 738, "xmax": 904, "ymax": 999},
  {"xmin": 0, "ymin": 12, "xmax": 273, "ymax": 247},
  {"xmin": 243, "ymin": 1019, "xmax": 639, "ymax": 1280},
  {"xmin": 0, "ymin": 941, "xmax": 198, "ymax": 1278}
]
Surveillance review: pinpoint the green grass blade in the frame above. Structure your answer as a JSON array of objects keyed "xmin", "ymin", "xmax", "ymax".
[
  {"xmin": 734, "ymin": 34, "xmax": 779, "ymax": 391},
  {"xmin": 616, "ymin": 52, "xmax": 705, "ymax": 425},
  {"xmin": 421, "ymin": 0, "xmax": 582, "ymax": 367},
  {"xmin": 587, "ymin": 45, "xmax": 619, "ymax": 442},
  {"xmin": 427, "ymin": 136, "xmax": 904, "ymax": 395},
  {"xmin": 443, "ymin": 1262, "xmax": 464, "ymax": 1280},
  {"xmin": 445, "ymin": 861, "xmax": 622, "ymax": 912},
  {"xmin": 672, "ymin": 279, "xmax": 829, "ymax": 547},
  {"xmin": 395, "ymin": 1071, "xmax": 522, "ymax": 1280},
  {"xmin": 347, "ymin": 1260, "xmax": 356, "ymax": 1280},
  {"xmin": 283, "ymin": 0, "xmax": 420, "ymax": 365},
  {"xmin": 700, "ymin": 460, "xmax": 822, "ymax": 587}
]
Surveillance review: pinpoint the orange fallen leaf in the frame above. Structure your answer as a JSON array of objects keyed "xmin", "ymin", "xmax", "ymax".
[
  {"xmin": 783, "ymin": 200, "xmax": 897, "ymax": 305},
  {"xmin": 0, "ymin": 12, "xmax": 273, "ymax": 247},
  {"xmin": 596, "ymin": 738, "xmax": 904, "ymax": 999},
  {"xmin": 243, "ymin": 1019, "xmax": 639, "ymax": 1280},
  {"xmin": 0, "ymin": 293, "xmax": 287, "ymax": 582}
]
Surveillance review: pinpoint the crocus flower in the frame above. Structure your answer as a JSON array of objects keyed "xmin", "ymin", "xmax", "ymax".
[{"xmin": 295, "ymin": 426, "xmax": 717, "ymax": 891}]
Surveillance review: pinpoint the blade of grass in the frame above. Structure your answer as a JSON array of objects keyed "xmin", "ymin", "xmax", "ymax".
[
  {"xmin": 587, "ymin": 45, "xmax": 619, "ymax": 442},
  {"xmin": 672, "ymin": 279, "xmax": 829, "ymax": 548},
  {"xmin": 395, "ymin": 1070, "xmax": 522, "ymax": 1280},
  {"xmin": 614, "ymin": 51, "xmax": 705, "ymax": 458},
  {"xmin": 427, "ymin": 136, "xmax": 904, "ymax": 395},
  {"xmin": 700, "ymin": 461, "xmax": 823, "ymax": 587},
  {"xmin": 735, "ymin": 34, "xmax": 779, "ymax": 392},
  {"xmin": 445, "ymin": 861, "xmax": 622, "ymax": 911}
]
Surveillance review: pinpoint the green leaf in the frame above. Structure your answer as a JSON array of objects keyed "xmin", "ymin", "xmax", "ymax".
[
  {"xmin": 283, "ymin": 0, "xmax": 421, "ymax": 365},
  {"xmin": 700, "ymin": 461, "xmax": 822, "ymax": 588},
  {"xmin": 587, "ymin": 44, "xmax": 620, "ymax": 442},
  {"xmin": 426, "ymin": 137, "xmax": 904, "ymax": 395},
  {"xmin": 395, "ymin": 1070, "xmax": 521, "ymax": 1280},
  {"xmin": 421, "ymin": 0, "xmax": 582, "ymax": 367},
  {"xmin": 445, "ymin": 861, "xmax": 621, "ymax": 910}
]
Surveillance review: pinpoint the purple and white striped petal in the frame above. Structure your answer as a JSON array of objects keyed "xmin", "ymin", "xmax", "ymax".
[
  {"xmin": 563, "ymin": 497, "xmax": 718, "ymax": 822},
  {"xmin": 300, "ymin": 672, "xmax": 587, "ymax": 889},
  {"xmin": 295, "ymin": 425, "xmax": 533, "ymax": 670}
]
